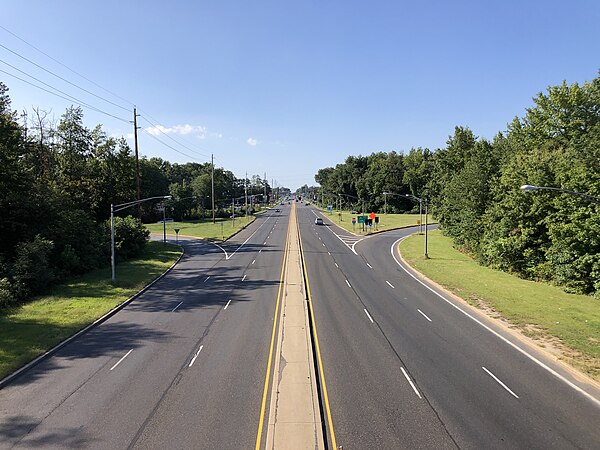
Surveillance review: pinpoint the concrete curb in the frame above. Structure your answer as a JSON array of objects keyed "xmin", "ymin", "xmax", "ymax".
[{"xmin": 0, "ymin": 246, "xmax": 184, "ymax": 390}]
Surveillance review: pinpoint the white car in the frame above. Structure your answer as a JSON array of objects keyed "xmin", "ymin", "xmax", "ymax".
[{"xmin": 315, "ymin": 218, "xmax": 323, "ymax": 225}]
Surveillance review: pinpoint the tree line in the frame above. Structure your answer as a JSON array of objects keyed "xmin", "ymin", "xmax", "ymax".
[
  {"xmin": 0, "ymin": 82, "xmax": 286, "ymax": 306},
  {"xmin": 314, "ymin": 72, "xmax": 600, "ymax": 296}
]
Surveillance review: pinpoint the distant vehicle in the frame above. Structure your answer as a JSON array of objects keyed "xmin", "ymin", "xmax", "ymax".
[
  {"xmin": 230, "ymin": 214, "xmax": 238, "ymax": 218},
  {"xmin": 315, "ymin": 218, "xmax": 323, "ymax": 225},
  {"xmin": 157, "ymin": 218, "xmax": 174, "ymax": 223},
  {"xmin": 306, "ymin": 202, "xmax": 310, "ymax": 205},
  {"xmin": 351, "ymin": 210, "xmax": 359, "ymax": 214},
  {"xmin": 275, "ymin": 209, "xmax": 280, "ymax": 212}
]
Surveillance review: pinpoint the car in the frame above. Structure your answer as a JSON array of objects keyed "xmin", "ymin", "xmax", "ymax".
[
  {"xmin": 315, "ymin": 217, "xmax": 323, "ymax": 225},
  {"xmin": 351, "ymin": 210, "xmax": 359, "ymax": 214},
  {"xmin": 275, "ymin": 209, "xmax": 280, "ymax": 212}
]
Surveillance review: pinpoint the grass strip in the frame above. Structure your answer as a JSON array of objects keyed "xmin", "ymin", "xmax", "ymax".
[
  {"xmin": 320, "ymin": 210, "xmax": 435, "ymax": 235},
  {"xmin": 145, "ymin": 216, "xmax": 256, "ymax": 240},
  {"xmin": 0, "ymin": 241, "xmax": 182, "ymax": 380},
  {"xmin": 400, "ymin": 230, "xmax": 600, "ymax": 381}
]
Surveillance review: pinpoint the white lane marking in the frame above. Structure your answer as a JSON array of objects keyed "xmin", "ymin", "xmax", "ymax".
[
  {"xmin": 401, "ymin": 367, "xmax": 422, "ymax": 399},
  {"xmin": 482, "ymin": 367, "xmax": 519, "ymax": 399},
  {"xmin": 322, "ymin": 243, "xmax": 325, "ymax": 247},
  {"xmin": 364, "ymin": 308, "xmax": 374, "ymax": 323},
  {"xmin": 189, "ymin": 345, "xmax": 204, "ymax": 367},
  {"xmin": 226, "ymin": 215, "xmax": 273, "ymax": 260},
  {"xmin": 224, "ymin": 299, "xmax": 232, "ymax": 310},
  {"xmin": 366, "ymin": 262, "xmax": 373, "ymax": 269},
  {"xmin": 242, "ymin": 274, "xmax": 247, "ymax": 281},
  {"xmin": 171, "ymin": 301, "xmax": 183, "ymax": 312},
  {"xmin": 264, "ymin": 241, "xmax": 267, "ymax": 245},
  {"xmin": 204, "ymin": 276, "xmax": 210, "ymax": 283},
  {"xmin": 417, "ymin": 309, "xmax": 432, "ymax": 322},
  {"xmin": 390, "ymin": 237, "xmax": 600, "ymax": 408},
  {"xmin": 335, "ymin": 263, "xmax": 339, "ymax": 268},
  {"xmin": 259, "ymin": 249, "xmax": 262, "ymax": 253},
  {"xmin": 386, "ymin": 280, "xmax": 395, "ymax": 289},
  {"xmin": 252, "ymin": 259, "xmax": 256, "ymax": 264},
  {"xmin": 328, "ymin": 252, "xmax": 331, "ymax": 256},
  {"xmin": 345, "ymin": 279, "xmax": 351, "ymax": 288},
  {"xmin": 110, "ymin": 349, "xmax": 133, "ymax": 371}
]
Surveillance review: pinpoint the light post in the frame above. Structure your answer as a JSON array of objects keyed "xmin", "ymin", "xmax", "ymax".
[
  {"xmin": 405, "ymin": 194, "xmax": 423, "ymax": 233},
  {"xmin": 520, "ymin": 185, "xmax": 600, "ymax": 204},
  {"xmin": 405, "ymin": 194, "xmax": 428, "ymax": 258},
  {"xmin": 111, "ymin": 195, "xmax": 171, "ymax": 282}
]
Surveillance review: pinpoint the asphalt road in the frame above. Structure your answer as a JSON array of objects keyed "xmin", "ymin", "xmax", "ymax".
[
  {"xmin": 0, "ymin": 207, "xmax": 290, "ymax": 450},
  {"xmin": 299, "ymin": 204, "xmax": 600, "ymax": 449},
  {"xmin": 3, "ymin": 201, "xmax": 600, "ymax": 449}
]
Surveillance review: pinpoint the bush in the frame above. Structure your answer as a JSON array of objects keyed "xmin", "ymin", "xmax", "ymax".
[
  {"xmin": 109, "ymin": 215, "xmax": 149, "ymax": 261},
  {"xmin": 12, "ymin": 234, "xmax": 55, "ymax": 298}
]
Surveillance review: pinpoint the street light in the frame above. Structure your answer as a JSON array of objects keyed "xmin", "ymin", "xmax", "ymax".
[
  {"xmin": 405, "ymin": 194, "xmax": 429, "ymax": 258},
  {"xmin": 383, "ymin": 192, "xmax": 406, "ymax": 217},
  {"xmin": 405, "ymin": 194, "xmax": 423, "ymax": 233},
  {"xmin": 520, "ymin": 185, "xmax": 600, "ymax": 204},
  {"xmin": 111, "ymin": 195, "xmax": 171, "ymax": 282}
]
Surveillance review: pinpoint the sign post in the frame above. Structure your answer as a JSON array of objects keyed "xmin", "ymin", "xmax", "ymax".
[
  {"xmin": 174, "ymin": 228, "xmax": 180, "ymax": 244},
  {"xmin": 352, "ymin": 217, "xmax": 356, "ymax": 231}
]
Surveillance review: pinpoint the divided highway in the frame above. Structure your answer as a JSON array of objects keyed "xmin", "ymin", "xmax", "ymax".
[
  {"xmin": 299, "ymin": 203, "xmax": 600, "ymax": 449},
  {"xmin": 2, "ymin": 201, "xmax": 600, "ymax": 449}
]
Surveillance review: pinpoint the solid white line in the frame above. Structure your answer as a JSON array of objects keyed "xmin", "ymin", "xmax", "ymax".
[
  {"xmin": 417, "ymin": 309, "xmax": 432, "ymax": 322},
  {"xmin": 386, "ymin": 280, "xmax": 395, "ymax": 289},
  {"xmin": 364, "ymin": 308, "xmax": 374, "ymax": 323},
  {"xmin": 252, "ymin": 259, "xmax": 256, "ymax": 264},
  {"xmin": 224, "ymin": 299, "xmax": 232, "ymax": 310},
  {"xmin": 226, "ymin": 215, "xmax": 273, "ymax": 260},
  {"xmin": 366, "ymin": 263, "xmax": 373, "ymax": 269},
  {"xmin": 189, "ymin": 345, "xmax": 204, "ymax": 367},
  {"xmin": 482, "ymin": 367, "xmax": 519, "ymax": 399},
  {"xmin": 242, "ymin": 274, "xmax": 247, "ymax": 281},
  {"xmin": 390, "ymin": 237, "xmax": 600, "ymax": 408},
  {"xmin": 345, "ymin": 279, "xmax": 351, "ymax": 288},
  {"xmin": 204, "ymin": 276, "xmax": 210, "ymax": 283},
  {"xmin": 401, "ymin": 367, "xmax": 422, "ymax": 399},
  {"xmin": 171, "ymin": 301, "xmax": 183, "ymax": 312},
  {"xmin": 110, "ymin": 349, "xmax": 133, "ymax": 371}
]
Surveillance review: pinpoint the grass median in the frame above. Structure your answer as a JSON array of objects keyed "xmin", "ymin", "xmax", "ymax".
[
  {"xmin": 321, "ymin": 210, "xmax": 435, "ymax": 235},
  {"xmin": 0, "ymin": 241, "xmax": 182, "ymax": 381},
  {"xmin": 145, "ymin": 216, "xmax": 256, "ymax": 241},
  {"xmin": 399, "ymin": 230, "xmax": 600, "ymax": 381}
]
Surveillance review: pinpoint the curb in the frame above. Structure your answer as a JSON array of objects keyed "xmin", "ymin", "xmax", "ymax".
[{"xmin": 0, "ymin": 246, "xmax": 184, "ymax": 390}]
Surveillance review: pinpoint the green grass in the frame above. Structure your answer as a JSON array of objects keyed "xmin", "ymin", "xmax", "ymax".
[
  {"xmin": 0, "ymin": 241, "xmax": 182, "ymax": 380},
  {"xmin": 400, "ymin": 230, "xmax": 600, "ymax": 380},
  {"xmin": 322, "ymin": 210, "xmax": 435, "ymax": 235},
  {"xmin": 145, "ymin": 216, "xmax": 256, "ymax": 241}
]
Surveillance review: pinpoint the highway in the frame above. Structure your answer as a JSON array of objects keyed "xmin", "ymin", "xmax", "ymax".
[
  {"xmin": 0, "ymin": 207, "xmax": 290, "ymax": 449},
  {"xmin": 298, "ymin": 203, "xmax": 600, "ymax": 449},
  {"xmin": 2, "ymin": 201, "xmax": 600, "ymax": 449}
]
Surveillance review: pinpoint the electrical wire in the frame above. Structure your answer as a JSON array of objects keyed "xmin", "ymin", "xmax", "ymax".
[
  {"xmin": 138, "ymin": 115, "xmax": 211, "ymax": 159},
  {"xmin": 0, "ymin": 24, "xmax": 134, "ymax": 108},
  {"xmin": 0, "ymin": 68, "xmax": 130, "ymax": 123},
  {"xmin": 0, "ymin": 42, "xmax": 130, "ymax": 112},
  {"xmin": 141, "ymin": 128, "xmax": 210, "ymax": 162}
]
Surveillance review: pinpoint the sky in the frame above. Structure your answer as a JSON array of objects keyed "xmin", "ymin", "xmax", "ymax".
[{"xmin": 1, "ymin": 0, "xmax": 599, "ymax": 189}]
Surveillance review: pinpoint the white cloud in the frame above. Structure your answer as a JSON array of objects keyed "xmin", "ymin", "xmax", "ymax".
[
  {"xmin": 247, "ymin": 137, "xmax": 258, "ymax": 146},
  {"xmin": 145, "ymin": 124, "xmax": 207, "ymax": 138}
]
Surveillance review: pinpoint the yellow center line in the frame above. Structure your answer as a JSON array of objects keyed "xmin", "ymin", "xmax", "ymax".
[
  {"xmin": 297, "ymin": 212, "xmax": 338, "ymax": 449},
  {"xmin": 254, "ymin": 209, "xmax": 291, "ymax": 450}
]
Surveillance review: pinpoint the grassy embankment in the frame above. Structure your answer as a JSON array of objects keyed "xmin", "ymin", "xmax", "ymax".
[
  {"xmin": 321, "ymin": 209, "xmax": 435, "ymax": 234},
  {"xmin": 145, "ymin": 216, "xmax": 255, "ymax": 241},
  {"xmin": 0, "ymin": 241, "xmax": 181, "ymax": 380},
  {"xmin": 400, "ymin": 230, "xmax": 600, "ymax": 381}
]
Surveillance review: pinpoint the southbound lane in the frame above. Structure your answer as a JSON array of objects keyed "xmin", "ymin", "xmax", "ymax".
[{"xmin": 0, "ymin": 207, "xmax": 290, "ymax": 450}]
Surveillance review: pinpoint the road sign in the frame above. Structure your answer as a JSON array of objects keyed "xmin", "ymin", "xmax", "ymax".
[
  {"xmin": 357, "ymin": 215, "xmax": 365, "ymax": 224},
  {"xmin": 352, "ymin": 217, "xmax": 356, "ymax": 224},
  {"xmin": 369, "ymin": 212, "xmax": 376, "ymax": 220}
]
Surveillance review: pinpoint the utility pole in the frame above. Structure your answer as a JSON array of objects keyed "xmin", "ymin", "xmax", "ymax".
[
  {"xmin": 244, "ymin": 171, "xmax": 248, "ymax": 218},
  {"xmin": 133, "ymin": 107, "xmax": 141, "ymax": 215},
  {"xmin": 211, "ymin": 154, "xmax": 216, "ymax": 223},
  {"xmin": 264, "ymin": 172, "xmax": 267, "ymax": 201}
]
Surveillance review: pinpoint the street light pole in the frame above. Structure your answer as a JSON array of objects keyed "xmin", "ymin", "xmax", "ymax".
[
  {"xmin": 111, "ymin": 195, "xmax": 171, "ymax": 282},
  {"xmin": 383, "ymin": 192, "xmax": 387, "ymax": 215},
  {"xmin": 405, "ymin": 194, "xmax": 428, "ymax": 258}
]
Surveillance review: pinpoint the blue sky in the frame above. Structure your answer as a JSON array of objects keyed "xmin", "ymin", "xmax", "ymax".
[{"xmin": 2, "ymin": 1, "xmax": 598, "ymax": 189}]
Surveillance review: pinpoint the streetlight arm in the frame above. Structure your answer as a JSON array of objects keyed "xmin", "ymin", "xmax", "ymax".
[
  {"xmin": 113, "ymin": 195, "xmax": 172, "ymax": 212},
  {"xmin": 520, "ymin": 185, "xmax": 600, "ymax": 204}
]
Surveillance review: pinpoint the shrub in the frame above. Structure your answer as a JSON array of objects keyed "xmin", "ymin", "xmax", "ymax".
[{"xmin": 109, "ymin": 215, "xmax": 149, "ymax": 261}]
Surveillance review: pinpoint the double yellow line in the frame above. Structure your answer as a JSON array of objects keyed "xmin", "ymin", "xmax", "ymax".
[{"xmin": 255, "ymin": 204, "xmax": 337, "ymax": 449}]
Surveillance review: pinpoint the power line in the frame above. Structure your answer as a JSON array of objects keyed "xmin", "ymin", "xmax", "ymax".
[
  {"xmin": 0, "ymin": 24, "xmax": 134, "ymax": 108},
  {"xmin": 0, "ymin": 68, "xmax": 130, "ymax": 123},
  {"xmin": 138, "ymin": 115, "xmax": 211, "ymax": 159},
  {"xmin": 0, "ymin": 42, "xmax": 130, "ymax": 112},
  {"xmin": 141, "ymin": 128, "xmax": 210, "ymax": 163}
]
